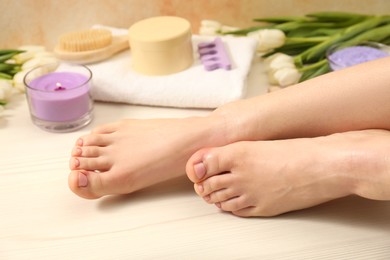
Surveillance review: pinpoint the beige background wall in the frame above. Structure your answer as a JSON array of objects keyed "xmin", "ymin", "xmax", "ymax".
[{"xmin": 1, "ymin": 0, "xmax": 390, "ymax": 50}]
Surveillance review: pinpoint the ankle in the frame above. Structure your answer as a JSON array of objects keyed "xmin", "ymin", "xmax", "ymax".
[
  {"xmin": 321, "ymin": 131, "xmax": 389, "ymax": 200},
  {"xmin": 197, "ymin": 114, "xmax": 232, "ymax": 147},
  {"xmin": 211, "ymin": 99, "xmax": 265, "ymax": 143},
  {"xmin": 176, "ymin": 115, "xmax": 230, "ymax": 154},
  {"xmin": 341, "ymin": 131, "xmax": 390, "ymax": 200}
]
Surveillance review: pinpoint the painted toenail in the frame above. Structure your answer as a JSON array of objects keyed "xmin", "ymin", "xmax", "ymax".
[
  {"xmin": 194, "ymin": 162, "xmax": 206, "ymax": 180},
  {"xmin": 73, "ymin": 158, "xmax": 80, "ymax": 168},
  {"xmin": 197, "ymin": 183, "xmax": 204, "ymax": 193},
  {"xmin": 73, "ymin": 147, "xmax": 82, "ymax": 156},
  {"xmin": 76, "ymin": 138, "xmax": 83, "ymax": 146},
  {"xmin": 78, "ymin": 172, "xmax": 88, "ymax": 187}
]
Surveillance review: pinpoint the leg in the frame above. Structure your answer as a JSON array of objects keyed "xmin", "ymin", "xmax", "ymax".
[
  {"xmin": 69, "ymin": 57, "xmax": 390, "ymax": 199},
  {"xmin": 215, "ymin": 56, "xmax": 390, "ymax": 141},
  {"xmin": 186, "ymin": 129, "xmax": 390, "ymax": 217}
]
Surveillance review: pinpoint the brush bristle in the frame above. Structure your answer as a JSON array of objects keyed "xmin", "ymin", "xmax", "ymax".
[{"xmin": 59, "ymin": 29, "xmax": 112, "ymax": 52}]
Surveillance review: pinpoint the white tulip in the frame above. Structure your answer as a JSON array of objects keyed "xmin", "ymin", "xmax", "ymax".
[
  {"xmin": 13, "ymin": 70, "xmax": 29, "ymax": 93},
  {"xmin": 247, "ymin": 29, "xmax": 286, "ymax": 53},
  {"xmin": 264, "ymin": 53, "xmax": 296, "ymax": 73},
  {"xmin": 34, "ymin": 51, "xmax": 57, "ymax": 58},
  {"xmin": 267, "ymin": 70, "xmax": 279, "ymax": 85},
  {"xmin": 199, "ymin": 20, "xmax": 222, "ymax": 36},
  {"xmin": 200, "ymin": 20, "xmax": 222, "ymax": 28},
  {"xmin": 22, "ymin": 56, "xmax": 58, "ymax": 71},
  {"xmin": 264, "ymin": 53, "xmax": 294, "ymax": 68},
  {"xmin": 270, "ymin": 67, "xmax": 301, "ymax": 87},
  {"xmin": 0, "ymin": 79, "xmax": 14, "ymax": 101},
  {"xmin": 0, "ymin": 88, "xmax": 7, "ymax": 102},
  {"xmin": 264, "ymin": 52, "xmax": 301, "ymax": 87},
  {"xmin": 13, "ymin": 45, "xmax": 46, "ymax": 64},
  {"xmin": 220, "ymin": 25, "xmax": 240, "ymax": 34},
  {"xmin": 199, "ymin": 27, "xmax": 219, "ymax": 36}
]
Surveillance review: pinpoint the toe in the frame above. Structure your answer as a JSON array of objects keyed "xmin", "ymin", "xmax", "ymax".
[
  {"xmin": 232, "ymin": 207, "xmax": 258, "ymax": 218},
  {"xmin": 91, "ymin": 121, "xmax": 120, "ymax": 134},
  {"xmin": 217, "ymin": 196, "xmax": 252, "ymax": 213},
  {"xmin": 71, "ymin": 146, "xmax": 82, "ymax": 156},
  {"xmin": 204, "ymin": 188, "xmax": 238, "ymax": 204},
  {"xmin": 69, "ymin": 156, "xmax": 111, "ymax": 171},
  {"xmin": 186, "ymin": 146, "xmax": 234, "ymax": 183},
  {"xmin": 195, "ymin": 173, "xmax": 233, "ymax": 196},
  {"xmin": 68, "ymin": 169, "xmax": 124, "ymax": 199},
  {"xmin": 79, "ymin": 133, "xmax": 112, "ymax": 147},
  {"xmin": 74, "ymin": 146, "xmax": 102, "ymax": 158},
  {"xmin": 68, "ymin": 170, "xmax": 103, "ymax": 199}
]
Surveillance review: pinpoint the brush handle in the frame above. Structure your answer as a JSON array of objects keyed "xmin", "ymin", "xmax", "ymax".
[{"xmin": 54, "ymin": 35, "xmax": 129, "ymax": 64}]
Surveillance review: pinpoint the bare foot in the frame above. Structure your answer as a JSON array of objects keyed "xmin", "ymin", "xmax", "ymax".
[
  {"xmin": 68, "ymin": 116, "xmax": 227, "ymax": 199},
  {"xmin": 186, "ymin": 130, "xmax": 390, "ymax": 217}
]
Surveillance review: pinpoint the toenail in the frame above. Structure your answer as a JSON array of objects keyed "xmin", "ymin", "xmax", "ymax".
[
  {"xmin": 76, "ymin": 138, "xmax": 83, "ymax": 146},
  {"xmin": 194, "ymin": 162, "xmax": 206, "ymax": 180},
  {"xmin": 78, "ymin": 172, "xmax": 88, "ymax": 187},
  {"xmin": 197, "ymin": 183, "xmax": 204, "ymax": 193},
  {"xmin": 73, "ymin": 158, "xmax": 80, "ymax": 168},
  {"xmin": 204, "ymin": 195, "xmax": 210, "ymax": 202},
  {"xmin": 73, "ymin": 147, "xmax": 82, "ymax": 156},
  {"xmin": 215, "ymin": 202, "xmax": 221, "ymax": 208}
]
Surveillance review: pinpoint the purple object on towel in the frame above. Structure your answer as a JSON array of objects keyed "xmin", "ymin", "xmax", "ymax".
[{"xmin": 198, "ymin": 37, "xmax": 232, "ymax": 71}]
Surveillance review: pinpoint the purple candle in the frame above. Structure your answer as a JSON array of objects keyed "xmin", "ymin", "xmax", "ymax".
[
  {"xmin": 24, "ymin": 63, "xmax": 93, "ymax": 132},
  {"xmin": 28, "ymin": 72, "xmax": 90, "ymax": 121}
]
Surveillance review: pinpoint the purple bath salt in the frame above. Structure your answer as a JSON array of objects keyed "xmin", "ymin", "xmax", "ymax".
[
  {"xmin": 27, "ymin": 72, "xmax": 91, "ymax": 122},
  {"xmin": 328, "ymin": 45, "xmax": 389, "ymax": 71}
]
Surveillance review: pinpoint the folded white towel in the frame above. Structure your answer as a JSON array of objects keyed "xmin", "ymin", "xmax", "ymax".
[{"xmin": 88, "ymin": 27, "xmax": 257, "ymax": 109}]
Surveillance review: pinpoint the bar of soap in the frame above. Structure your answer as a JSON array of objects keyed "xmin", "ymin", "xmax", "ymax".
[{"xmin": 129, "ymin": 16, "xmax": 193, "ymax": 75}]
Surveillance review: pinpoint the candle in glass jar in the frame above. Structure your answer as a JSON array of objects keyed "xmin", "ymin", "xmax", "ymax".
[{"xmin": 27, "ymin": 72, "xmax": 91, "ymax": 122}]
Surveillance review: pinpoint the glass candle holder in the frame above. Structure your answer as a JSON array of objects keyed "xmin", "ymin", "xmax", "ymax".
[{"xmin": 24, "ymin": 62, "xmax": 94, "ymax": 133}]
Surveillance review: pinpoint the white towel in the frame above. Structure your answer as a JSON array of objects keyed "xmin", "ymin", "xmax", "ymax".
[{"xmin": 88, "ymin": 27, "xmax": 257, "ymax": 109}]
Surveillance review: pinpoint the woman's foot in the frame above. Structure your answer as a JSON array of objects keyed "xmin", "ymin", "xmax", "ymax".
[
  {"xmin": 186, "ymin": 130, "xmax": 390, "ymax": 217},
  {"xmin": 68, "ymin": 116, "xmax": 228, "ymax": 199}
]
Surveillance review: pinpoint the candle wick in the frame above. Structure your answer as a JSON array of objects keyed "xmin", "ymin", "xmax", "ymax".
[{"xmin": 54, "ymin": 82, "xmax": 66, "ymax": 91}]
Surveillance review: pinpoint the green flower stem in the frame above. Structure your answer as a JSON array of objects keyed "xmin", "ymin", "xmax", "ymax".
[
  {"xmin": 0, "ymin": 49, "xmax": 23, "ymax": 56},
  {"xmin": 253, "ymin": 16, "xmax": 313, "ymax": 23},
  {"xmin": 298, "ymin": 59, "xmax": 328, "ymax": 72},
  {"xmin": 274, "ymin": 21, "xmax": 336, "ymax": 33},
  {"xmin": 0, "ymin": 72, "xmax": 12, "ymax": 80},
  {"xmin": 0, "ymin": 51, "xmax": 23, "ymax": 63},
  {"xmin": 299, "ymin": 63, "xmax": 331, "ymax": 82},
  {"xmin": 338, "ymin": 23, "xmax": 390, "ymax": 48},
  {"xmin": 306, "ymin": 11, "xmax": 369, "ymax": 22},
  {"xmin": 221, "ymin": 25, "xmax": 272, "ymax": 35},
  {"xmin": 304, "ymin": 28, "xmax": 341, "ymax": 36},
  {"xmin": 298, "ymin": 16, "xmax": 387, "ymax": 62},
  {"xmin": 286, "ymin": 37, "xmax": 329, "ymax": 44}
]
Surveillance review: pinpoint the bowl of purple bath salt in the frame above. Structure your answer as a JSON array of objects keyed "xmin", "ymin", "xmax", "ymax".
[{"xmin": 327, "ymin": 42, "xmax": 390, "ymax": 71}]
